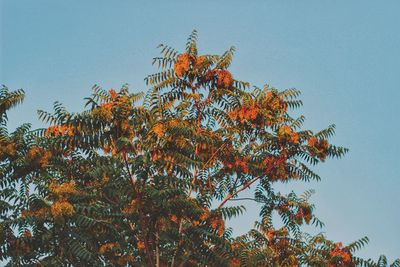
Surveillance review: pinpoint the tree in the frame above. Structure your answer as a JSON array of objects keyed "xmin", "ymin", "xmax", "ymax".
[{"xmin": 0, "ymin": 32, "xmax": 398, "ymax": 266}]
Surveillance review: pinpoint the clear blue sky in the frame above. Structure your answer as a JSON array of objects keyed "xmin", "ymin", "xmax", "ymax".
[{"xmin": 1, "ymin": 0, "xmax": 399, "ymax": 261}]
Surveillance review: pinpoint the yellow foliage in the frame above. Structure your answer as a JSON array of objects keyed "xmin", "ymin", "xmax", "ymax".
[
  {"xmin": 92, "ymin": 106, "xmax": 113, "ymax": 121},
  {"xmin": 49, "ymin": 181, "xmax": 78, "ymax": 196},
  {"xmin": 50, "ymin": 200, "xmax": 75, "ymax": 218}
]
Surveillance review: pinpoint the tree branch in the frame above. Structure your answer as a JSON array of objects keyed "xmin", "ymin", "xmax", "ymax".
[{"xmin": 218, "ymin": 174, "xmax": 265, "ymax": 209}]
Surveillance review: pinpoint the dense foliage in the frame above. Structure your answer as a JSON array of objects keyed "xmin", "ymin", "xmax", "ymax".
[{"xmin": 1, "ymin": 31, "xmax": 399, "ymax": 266}]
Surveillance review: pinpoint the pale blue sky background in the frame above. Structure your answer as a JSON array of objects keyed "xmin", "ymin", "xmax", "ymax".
[{"xmin": 1, "ymin": 0, "xmax": 399, "ymax": 262}]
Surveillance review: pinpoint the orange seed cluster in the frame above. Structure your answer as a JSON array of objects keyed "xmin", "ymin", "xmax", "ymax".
[
  {"xmin": 229, "ymin": 103, "xmax": 260, "ymax": 124},
  {"xmin": 223, "ymin": 156, "xmax": 250, "ymax": 174},
  {"xmin": 92, "ymin": 105, "xmax": 113, "ymax": 121},
  {"xmin": 0, "ymin": 141, "xmax": 17, "ymax": 159},
  {"xmin": 210, "ymin": 216, "xmax": 225, "ymax": 236},
  {"xmin": 329, "ymin": 242, "xmax": 352, "ymax": 266},
  {"xmin": 278, "ymin": 125, "xmax": 299, "ymax": 144},
  {"xmin": 263, "ymin": 155, "xmax": 288, "ymax": 181},
  {"xmin": 217, "ymin": 69, "xmax": 233, "ymax": 88},
  {"xmin": 99, "ymin": 242, "xmax": 120, "ymax": 254},
  {"xmin": 137, "ymin": 241, "xmax": 146, "ymax": 250},
  {"xmin": 308, "ymin": 136, "xmax": 329, "ymax": 161},
  {"xmin": 45, "ymin": 125, "xmax": 75, "ymax": 137},
  {"xmin": 108, "ymin": 89, "xmax": 118, "ymax": 99},
  {"xmin": 26, "ymin": 146, "xmax": 51, "ymax": 168},
  {"xmin": 174, "ymin": 53, "xmax": 209, "ymax": 77},
  {"xmin": 174, "ymin": 53, "xmax": 191, "ymax": 77},
  {"xmin": 21, "ymin": 208, "xmax": 48, "ymax": 219},
  {"xmin": 229, "ymin": 258, "xmax": 241, "ymax": 267},
  {"xmin": 264, "ymin": 91, "xmax": 287, "ymax": 114},
  {"xmin": 92, "ymin": 89, "xmax": 131, "ymax": 122},
  {"xmin": 50, "ymin": 200, "xmax": 75, "ymax": 218},
  {"xmin": 153, "ymin": 123, "xmax": 166, "ymax": 138},
  {"xmin": 294, "ymin": 205, "xmax": 312, "ymax": 225},
  {"xmin": 122, "ymin": 199, "xmax": 138, "ymax": 215},
  {"xmin": 170, "ymin": 214, "xmax": 178, "ymax": 223},
  {"xmin": 195, "ymin": 55, "xmax": 207, "ymax": 67},
  {"xmin": 49, "ymin": 181, "xmax": 78, "ymax": 196}
]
